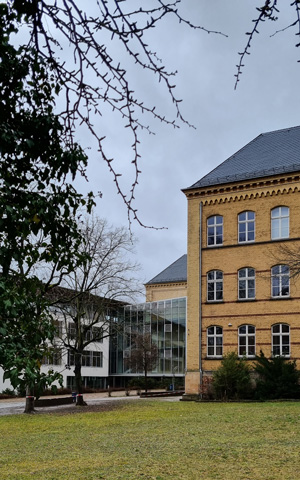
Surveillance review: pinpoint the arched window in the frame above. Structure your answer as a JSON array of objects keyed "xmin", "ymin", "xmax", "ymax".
[
  {"xmin": 238, "ymin": 268, "xmax": 255, "ymax": 300},
  {"xmin": 238, "ymin": 325, "xmax": 255, "ymax": 357},
  {"xmin": 207, "ymin": 270, "xmax": 223, "ymax": 302},
  {"xmin": 238, "ymin": 211, "xmax": 255, "ymax": 243},
  {"xmin": 207, "ymin": 215, "xmax": 223, "ymax": 246},
  {"xmin": 272, "ymin": 324, "xmax": 290, "ymax": 356},
  {"xmin": 271, "ymin": 265, "xmax": 290, "ymax": 298},
  {"xmin": 207, "ymin": 326, "xmax": 223, "ymax": 357},
  {"xmin": 271, "ymin": 206, "xmax": 289, "ymax": 240}
]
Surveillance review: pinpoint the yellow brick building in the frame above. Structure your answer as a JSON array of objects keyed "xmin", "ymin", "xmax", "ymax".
[{"xmin": 182, "ymin": 126, "xmax": 300, "ymax": 397}]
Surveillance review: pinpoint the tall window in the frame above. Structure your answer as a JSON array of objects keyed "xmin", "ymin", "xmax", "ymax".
[
  {"xmin": 271, "ymin": 265, "xmax": 290, "ymax": 297},
  {"xmin": 271, "ymin": 206, "xmax": 289, "ymax": 240},
  {"xmin": 207, "ymin": 270, "xmax": 223, "ymax": 302},
  {"xmin": 238, "ymin": 211, "xmax": 255, "ymax": 243},
  {"xmin": 238, "ymin": 268, "xmax": 255, "ymax": 300},
  {"xmin": 68, "ymin": 322, "xmax": 76, "ymax": 339},
  {"xmin": 68, "ymin": 350, "xmax": 103, "ymax": 367},
  {"xmin": 92, "ymin": 351, "xmax": 103, "ymax": 367},
  {"xmin": 42, "ymin": 347, "xmax": 62, "ymax": 366},
  {"xmin": 207, "ymin": 215, "xmax": 223, "ymax": 246},
  {"xmin": 238, "ymin": 325, "xmax": 255, "ymax": 357},
  {"xmin": 272, "ymin": 324, "xmax": 290, "ymax": 356},
  {"xmin": 85, "ymin": 326, "xmax": 104, "ymax": 343},
  {"xmin": 207, "ymin": 326, "xmax": 223, "ymax": 357}
]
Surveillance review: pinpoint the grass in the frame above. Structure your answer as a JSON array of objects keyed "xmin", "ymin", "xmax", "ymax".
[{"xmin": 0, "ymin": 401, "xmax": 300, "ymax": 480}]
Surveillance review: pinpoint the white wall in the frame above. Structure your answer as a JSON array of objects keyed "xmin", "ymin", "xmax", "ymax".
[{"xmin": 0, "ymin": 320, "xmax": 110, "ymax": 393}]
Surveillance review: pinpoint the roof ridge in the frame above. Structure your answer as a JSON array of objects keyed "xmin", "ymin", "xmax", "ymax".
[
  {"xmin": 260, "ymin": 125, "xmax": 300, "ymax": 137},
  {"xmin": 186, "ymin": 133, "xmax": 263, "ymax": 190}
]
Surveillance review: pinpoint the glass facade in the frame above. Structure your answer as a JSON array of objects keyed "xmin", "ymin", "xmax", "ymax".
[{"xmin": 110, "ymin": 297, "xmax": 186, "ymax": 377}]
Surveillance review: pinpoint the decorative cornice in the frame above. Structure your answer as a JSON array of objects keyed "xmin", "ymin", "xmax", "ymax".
[
  {"xmin": 145, "ymin": 281, "xmax": 187, "ymax": 289},
  {"xmin": 184, "ymin": 174, "xmax": 300, "ymax": 205}
]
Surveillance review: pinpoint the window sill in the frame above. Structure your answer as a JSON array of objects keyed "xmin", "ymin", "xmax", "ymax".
[
  {"xmin": 272, "ymin": 355, "xmax": 290, "ymax": 359},
  {"xmin": 270, "ymin": 296, "xmax": 291, "ymax": 301},
  {"xmin": 271, "ymin": 237, "xmax": 290, "ymax": 242},
  {"xmin": 206, "ymin": 301, "xmax": 224, "ymax": 304},
  {"xmin": 237, "ymin": 299, "xmax": 256, "ymax": 302},
  {"xmin": 205, "ymin": 356, "xmax": 223, "ymax": 360}
]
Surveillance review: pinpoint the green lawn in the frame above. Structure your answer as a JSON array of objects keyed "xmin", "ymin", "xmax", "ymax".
[{"xmin": 0, "ymin": 400, "xmax": 300, "ymax": 480}]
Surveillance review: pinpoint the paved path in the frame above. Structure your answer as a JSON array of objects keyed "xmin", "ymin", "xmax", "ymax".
[{"xmin": 0, "ymin": 392, "xmax": 181, "ymax": 416}]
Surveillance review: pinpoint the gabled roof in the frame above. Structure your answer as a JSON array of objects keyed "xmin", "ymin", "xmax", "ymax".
[
  {"xmin": 185, "ymin": 126, "xmax": 300, "ymax": 190},
  {"xmin": 146, "ymin": 254, "xmax": 187, "ymax": 285}
]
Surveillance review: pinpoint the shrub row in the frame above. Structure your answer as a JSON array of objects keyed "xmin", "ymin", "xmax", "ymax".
[{"xmin": 203, "ymin": 351, "xmax": 300, "ymax": 401}]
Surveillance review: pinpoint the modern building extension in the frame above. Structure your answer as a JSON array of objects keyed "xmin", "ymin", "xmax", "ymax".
[{"xmin": 109, "ymin": 297, "xmax": 186, "ymax": 386}]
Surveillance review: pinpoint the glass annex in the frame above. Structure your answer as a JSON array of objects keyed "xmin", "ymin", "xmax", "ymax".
[{"xmin": 110, "ymin": 298, "xmax": 186, "ymax": 380}]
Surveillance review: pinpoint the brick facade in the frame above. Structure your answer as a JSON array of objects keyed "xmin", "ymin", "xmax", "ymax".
[
  {"xmin": 145, "ymin": 282, "xmax": 187, "ymax": 302},
  {"xmin": 184, "ymin": 173, "xmax": 300, "ymax": 395}
]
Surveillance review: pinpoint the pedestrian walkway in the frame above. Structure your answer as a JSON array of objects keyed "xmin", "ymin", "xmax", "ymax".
[{"xmin": 0, "ymin": 391, "xmax": 181, "ymax": 416}]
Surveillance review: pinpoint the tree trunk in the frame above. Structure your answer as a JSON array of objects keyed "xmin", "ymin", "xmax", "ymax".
[
  {"xmin": 144, "ymin": 365, "xmax": 148, "ymax": 393},
  {"xmin": 74, "ymin": 352, "xmax": 87, "ymax": 406},
  {"xmin": 24, "ymin": 385, "xmax": 35, "ymax": 414}
]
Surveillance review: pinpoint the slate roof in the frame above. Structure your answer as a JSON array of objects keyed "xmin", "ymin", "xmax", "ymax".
[
  {"xmin": 146, "ymin": 254, "xmax": 187, "ymax": 285},
  {"xmin": 186, "ymin": 126, "xmax": 300, "ymax": 190}
]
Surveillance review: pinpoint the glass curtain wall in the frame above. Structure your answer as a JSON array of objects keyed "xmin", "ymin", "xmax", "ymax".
[{"xmin": 110, "ymin": 298, "xmax": 186, "ymax": 376}]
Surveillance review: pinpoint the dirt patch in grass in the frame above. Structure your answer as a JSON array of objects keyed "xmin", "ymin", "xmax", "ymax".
[{"xmin": 42, "ymin": 399, "xmax": 135, "ymax": 416}]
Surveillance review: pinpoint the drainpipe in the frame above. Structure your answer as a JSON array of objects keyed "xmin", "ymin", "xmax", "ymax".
[{"xmin": 199, "ymin": 201, "xmax": 203, "ymax": 397}]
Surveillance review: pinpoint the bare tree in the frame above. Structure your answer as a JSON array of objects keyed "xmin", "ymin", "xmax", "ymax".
[
  {"xmin": 273, "ymin": 243, "xmax": 300, "ymax": 279},
  {"xmin": 49, "ymin": 215, "xmax": 141, "ymax": 405},
  {"xmin": 127, "ymin": 332, "xmax": 159, "ymax": 393}
]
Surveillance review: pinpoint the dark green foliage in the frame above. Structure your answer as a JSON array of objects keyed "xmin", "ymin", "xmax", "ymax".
[
  {"xmin": 212, "ymin": 352, "xmax": 253, "ymax": 400},
  {"xmin": 254, "ymin": 351, "xmax": 300, "ymax": 400},
  {"xmin": 127, "ymin": 377, "xmax": 177, "ymax": 390},
  {"xmin": 0, "ymin": 388, "xmax": 16, "ymax": 397},
  {"xmin": 0, "ymin": 277, "xmax": 62, "ymax": 395},
  {"xmin": 128, "ymin": 377, "xmax": 157, "ymax": 390},
  {"xmin": 0, "ymin": 4, "xmax": 94, "ymax": 400}
]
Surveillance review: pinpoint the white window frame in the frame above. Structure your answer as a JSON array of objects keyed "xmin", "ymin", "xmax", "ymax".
[
  {"xmin": 271, "ymin": 265, "xmax": 290, "ymax": 298},
  {"xmin": 42, "ymin": 347, "xmax": 62, "ymax": 366},
  {"xmin": 238, "ymin": 211, "xmax": 255, "ymax": 243},
  {"xmin": 238, "ymin": 325, "xmax": 255, "ymax": 357},
  {"xmin": 271, "ymin": 206, "xmax": 289, "ymax": 240},
  {"xmin": 68, "ymin": 322, "xmax": 76, "ymax": 339},
  {"xmin": 92, "ymin": 351, "xmax": 103, "ymax": 367},
  {"xmin": 207, "ymin": 326, "xmax": 223, "ymax": 357},
  {"xmin": 238, "ymin": 267, "xmax": 255, "ymax": 300},
  {"xmin": 207, "ymin": 215, "xmax": 223, "ymax": 247},
  {"xmin": 272, "ymin": 324, "xmax": 290, "ymax": 356},
  {"xmin": 207, "ymin": 270, "xmax": 223, "ymax": 302}
]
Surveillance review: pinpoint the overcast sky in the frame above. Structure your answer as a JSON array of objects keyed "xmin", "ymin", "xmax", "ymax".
[
  {"xmin": 71, "ymin": 1, "xmax": 299, "ymax": 300},
  {"xmin": 15, "ymin": 1, "xmax": 300, "ymax": 300},
  {"xmin": 72, "ymin": 1, "xmax": 300, "ymax": 299}
]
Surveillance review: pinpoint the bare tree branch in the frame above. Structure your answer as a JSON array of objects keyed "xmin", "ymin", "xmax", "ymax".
[
  {"xmin": 9, "ymin": 0, "xmax": 225, "ymax": 226},
  {"xmin": 235, "ymin": 1, "xmax": 300, "ymax": 88},
  {"xmin": 46, "ymin": 214, "xmax": 141, "ymax": 404}
]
